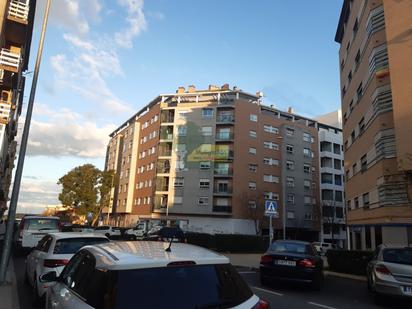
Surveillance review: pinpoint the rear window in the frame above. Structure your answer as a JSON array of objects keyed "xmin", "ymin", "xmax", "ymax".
[
  {"xmin": 270, "ymin": 242, "xmax": 311, "ymax": 254},
  {"xmin": 24, "ymin": 218, "xmax": 59, "ymax": 231},
  {"xmin": 95, "ymin": 226, "xmax": 109, "ymax": 230},
  {"xmin": 54, "ymin": 238, "xmax": 109, "ymax": 254},
  {"xmin": 108, "ymin": 264, "xmax": 252, "ymax": 309},
  {"xmin": 383, "ymin": 248, "xmax": 412, "ymax": 266}
]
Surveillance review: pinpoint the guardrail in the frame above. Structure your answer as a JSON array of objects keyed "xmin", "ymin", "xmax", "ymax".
[{"xmin": 8, "ymin": 0, "xmax": 29, "ymax": 22}]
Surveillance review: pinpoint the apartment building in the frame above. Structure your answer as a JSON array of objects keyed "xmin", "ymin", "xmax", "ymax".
[
  {"xmin": 0, "ymin": 0, "xmax": 36, "ymax": 217},
  {"xmin": 104, "ymin": 84, "xmax": 325, "ymax": 239},
  {"xmin": 335, "ymin": 0, "xmax": 412, "ymax": 249}
]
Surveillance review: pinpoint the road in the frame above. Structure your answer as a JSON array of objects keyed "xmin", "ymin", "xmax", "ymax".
[{"xmin": 12, "ymin": 256, "xmax": 412, "ymax": 309}]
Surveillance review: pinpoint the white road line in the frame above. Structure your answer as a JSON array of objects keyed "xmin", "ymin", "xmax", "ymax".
[
  {"xmin": 252, "ymin": 286, "xmax": 284, "ymax": 296},
  {"xmin": 308, "ymin": 301, "xmax": 337, "ymax": 309},
  {"xmin": 238, "ymin": 271, "xmax": 256, "ymax": 274}
]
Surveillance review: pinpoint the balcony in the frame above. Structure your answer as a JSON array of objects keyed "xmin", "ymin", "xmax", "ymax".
[
  {"xmin": 157, "ymin": 160, "xmax": 171, "ymax": 174},
  {"xmin": 8, "ymin": 0, "xmax": 30, "ymax": 23},
  {"xmin": 214, "ymin": 168, "xmax": 233, "ymax": 177},
  {"xmin": 0, "ymin": 48, "xmax": 20, "ymax": 73},
  {"xmin": 215, "ymin": 150, "xmax": 234, "ymax": 161},
  {"xmin": 217, "ymin": 115, "xmax": 234, "ymax": 123},
  {"xmin": 213, "ymin": 187, "xmax": 233, "ymax": 195},
  {"xmin": 217, "ymin": 98, "xmax": 235, "ymax": 107},
  {"xmin": 0, "ymin": 101, "xmax": 12, "ymax": 124},
  {"xmin": 215, "ymin": 132, "xmax": 234, "ymax": 141},
  {"xmin": 213, "ymin": 205, "xmax": 232, "ymax": 213}
]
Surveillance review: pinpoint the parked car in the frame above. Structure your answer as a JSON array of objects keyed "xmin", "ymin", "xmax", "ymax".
[
  {"xmin": 25, "ymin": 232, "xmax": 109, "ymax": 303},
  {"xmin": 313, "ymin": 242, "xmax": 339, "ymax": 255},
  {"xmin": 367, "ymin": 244, "xmax": 412, "ymax": 303},
  {"xmin": 42, "ymin": 241, "xmax": 269, "ymax": 309},
  {"xmin": 14, "ymin": 216, "xmax": 61, "ymax": 251},
  {"xmin": 144, "ymin": 226, "xmax": 186, "ymax": 243},
  {"xmin": 93, "ymin": 225, "xmax": 121, "ymax": 238},
  {"xmin": 260, "ymin": 240, "xmax": 324, "ymax": 290},
  {"xmin": 125, "ymin": 221, "xmax": 162, "ymax": 240}
]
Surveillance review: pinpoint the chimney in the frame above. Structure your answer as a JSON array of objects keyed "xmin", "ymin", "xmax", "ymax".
[
  {"xmin": 176, "ymin": 86, "xmax": 185, "ymax": 93},
  {"xmin": 188, "ymin": 85, "xmax": 196, "ymax": 93},
  {"xmin": 208, "ymin": 84, "xmax": 219, "ymax": 91},
  {"xmin": 221, "ymin": 83, "xmax": 229, "ymax": 90},
  {"xmin": 287, "ymin": 107, "xmax": 294, "ymax": 114}
]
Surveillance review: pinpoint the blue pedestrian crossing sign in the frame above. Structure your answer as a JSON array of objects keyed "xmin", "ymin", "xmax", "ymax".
[{"xmin": 265, "ymin": 200, "xmax": 278, "ymax": 217}]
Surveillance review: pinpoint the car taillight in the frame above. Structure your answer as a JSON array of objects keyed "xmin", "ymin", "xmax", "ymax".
[
  {"xmin": 252, "ymin": 299, "xmax": 270, "ymax": 309},
  {"xmin": 299, "ymin": 258, "xmax": 316, "ymax": 268},
  {"xmin": 375, "ymin": 264, "xmax": 391, "ymax": 275},
  {"xmin": 44, "ymin": 259, "xmax": 69, "ymax": 268},
  {"xmin": 260, "ymin": 255, "xmax": 273, "ymax": 264}
]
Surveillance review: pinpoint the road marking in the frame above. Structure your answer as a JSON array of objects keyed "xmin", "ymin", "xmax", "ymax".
[
  {"xmin": 252, "ymin": 286, "xmax": 284, "ymax": 296},
  {"xmin": 238, "ymin": 271, "xmax": 256, "ymax": 274},
  {"xmin": 308, "ymin": 301, "xmax": 337, "ymax": 309}
]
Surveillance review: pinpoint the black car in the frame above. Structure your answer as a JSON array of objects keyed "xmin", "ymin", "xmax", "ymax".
[
  {"xmin": 144, "ymin": 226, "xmax": 186, "ymax": 243},
  {"xmin": 260, "ymin": 240, "xmax": 324, "ymax": 290}
]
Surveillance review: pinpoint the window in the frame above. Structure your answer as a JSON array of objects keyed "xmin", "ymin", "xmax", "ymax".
[
  {"xmin": 334, "ymin": 174, "xmax": 342, "ymax": 186},
  {"xmin": 202, "ymin": 108, "xmax": 214, "ymax": 118},
  {"xmin": 303, "ymin": 148, "xmax": 312, "ymax": 157},
  {"xmin": 248, "ymin": 182, "xmax": 256, "ymax": 190},
  {"xmin": 177, "ymin": 125, "xmax": 187, "ymax": 136},
  {"xmin": 304, "ymin": 164, "xmax": 311, "ymax": 173},
  {"xmin": 348, "ymin": 70, "xmax": 352, "ymax": 82},
  {"xmin": 264, "ymin": 175, "xmax": 279, "ymax": 183},
  {"xmin": 361, "ymin": 155, "xmax": 367, "ymax": 172},
  {"xmin": 249, "ymin": 114, "xmax": 257, "ymax": 122},
  {"xmin": 351, "ymin": 130, "xmax": 355, "ymax": 143},
  {"xmin": 304, "ymin": 180, "xmax": 311, "ymax": 189},
  {"xmin": 353, "ymin": 18, "xmax": 359, "ymax": 35},
  {"xmin": 286, "ymin": 177, "xmax": 295, "ymax": 187},
  {"xmin": 286, "ymin": 128, "xmax": 295, "ymax": 136},
  {"xmin": 174, "ymin": 177, "xmax": 184, "ymax": 187},
  {"xmin": 355, "ymin": 50, "xmax": 361, "ymax": 67},
  {"xmin": 304, "ymin": 196, "xmax": 312, "ymax": 205},
  {"xmin": 249, "ymin": 130, "xmax": 257, "ymax": 138},
  {"xmin": 356, "ymin": 82, "xmax": 363, "ymax": 101},
  {"xmin": 264, "ymin": 125, "xmax": 279, "ymax": 134},
  {"xmin": 335, "ymin": 190, "xmax": 343, "ymax": 202},
  {"xmin": 264, "ymin": 141, "xmax": 279, "ymax": 150},
  {"xmin": 248, "ymin": 201, "xmax": 257, "ymax": 209},
  {"xmin": 200, "ymin": 161, "xmax": 211, "ymax": 170},
  {"xmin": 201, "ymin": 126, "xmax": 212, "ymax": 136},
  {"xmin": 199, "ymin": 179, "xmax": 210, "ymax": 189},
  {"xmin": 263, "ymin": 157, "xmax": 279, "ymax": 166},
  {"xmin": 287, "ymin": 211, "xmax": 295, "ymax": 219},
  {"xmin": 362, "ymin": 193, "xmax": 370, "ymax": 208},
  {"xmin": 320, "ymin": 141, "xmax": 332, "ymax": 152},
  {"xmin": 249, "ymin": 147, "xmax": 257, "ymax": 155},
  {"xmin": 178, "ymin": 110, "xmax": 189, "ymax": 119},
  {"xmin": 264, "ymin": 192, "xmax": 279, "ymax": 200},
  {"xmin": 198, "ymin": 197, "xmax": 209, "ymax": 206},
  {"xmin": 287, "ymin": 194, "xmax": 295, "ymax": 205},
  {"xmin": 174, "ymin": 196, "xmax": 183, "ymax": 204},
  {"xmin": 303, "ymin": 132, "xmax": 311, "ymax": 142},
  {"xmin": 286, "ymin": 160, "xmax": 295, "ymax": 170},
  {"xmin": 249, "ymin": 164, "xmax": 258, "ymax": 172},
  {"xmin": 352, "ymin": 163, "xmax": 357, "ymax": 175},
  {"xmin": 333, "ymin": 143, "xmax": 341, "ymax": 154},
  {"xmin": 286, "ymin": 144, "xmax": 294, "ymax": 154},
  {"xmin": 354, "ymin": 197, "xmax": 359, "ymax": 208},
  {"xmin": 359, "ymin": 117, "xmax": 365, "ymax": 134},
  {"xmin": 334, "ymin": 159, "xmax": 341, "ymax": 170}
]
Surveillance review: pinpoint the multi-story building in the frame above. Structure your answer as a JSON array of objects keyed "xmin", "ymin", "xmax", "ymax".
[
  {"xmin": 104, "ymin": 84, "xmax": 325, "ymax": 240},
  {"xmin": 0, "ymin": 0, "xmax": 36, "ymax": 217},
  {"xmin": 335, "ymin": 0, "xmax": 412, "ymax": 249}
]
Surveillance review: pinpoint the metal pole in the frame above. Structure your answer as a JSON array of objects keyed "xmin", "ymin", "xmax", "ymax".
[
  {"xmin": 0, "ymin": 0, "xmax": 52, "ymax": 283},
  {"xmin": 269, "ymin": 215, "xmax": 273, "ymax": 245}
]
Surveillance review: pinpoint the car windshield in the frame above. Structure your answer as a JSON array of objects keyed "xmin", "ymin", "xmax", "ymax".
[
  {"xmin": 25, "ymin": 218, "xmax": 59, "ymax": 230},
  {"xmin": 106, "ymin": 264, "xmax": 252, "ymax": 309},
  {"xmin": 383, "ymin": 248, "xmax": 412, "ymax": 266},
  {"xmin": 53, "ymin": 238, "xmax": 109, "ymax": 254},
  {"xmin": 270, "ymin": 242, "xmax": 310, "ymax": 254}
]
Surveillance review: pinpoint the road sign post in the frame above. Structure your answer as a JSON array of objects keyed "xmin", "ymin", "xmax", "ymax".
[{"xmin": 264, "ymin": 200, "xmax": 278, "ymax": 246}]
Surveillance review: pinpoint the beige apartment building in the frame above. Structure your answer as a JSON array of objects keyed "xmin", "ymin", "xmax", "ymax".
[
  {"xmin": 336, "ymin": 0, "xmax": 412, "ymax": 249},
  {"xmin": 104, "ymin": 84, "xmax": 336, "ymax": 239},
  {"xmin": 0, "ymin": 0, "xmax": 36, "ymax": 217}
]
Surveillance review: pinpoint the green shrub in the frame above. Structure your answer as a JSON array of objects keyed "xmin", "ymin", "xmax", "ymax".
[
  {"xmin": 186, "ymin": 232, "xmax": 216, "ymax": 249},
  {"xmin": 326, "ymin": 249, "xmax": 374, "ymax": 276}
]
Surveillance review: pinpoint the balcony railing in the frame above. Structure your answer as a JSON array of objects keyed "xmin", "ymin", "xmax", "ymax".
[
  {"xmin": 159, "ymin": 148, "xmax": 172, "ymax": 157},
  {"xmin": 217, "ymin": 115, "xmax": 234, "ymax": 123},
  {"xmin": 0, "ymin": 49, "xmax": 20, "ymax": 71},
  {"xmin": 160, "ymin": 133, "xmax": 173, "ymax": 140},
  {"xmin": 215, "ymin": 132, "xmax": 234, "ymax": 140},
  {"xmin": 0, "ymin": 101, "xmax": 12, "ymax": 123},
  {"xmin": 8, "ymin": 0, "xmax": 29, "ymax": 22},
  {"xmin": 213, "ymin": 205, "xmax": 232, "ymax": 213},
  {"xmin": 214, "ymin": 168, "xmax": 233, "ymax": 176},
  {"xmin": 215, "ymin": 150, "xmax": 234, "ymax": 161},
  {"xmin": 213, "ymin": 188, "xmax": 233, "ymax": 195}
]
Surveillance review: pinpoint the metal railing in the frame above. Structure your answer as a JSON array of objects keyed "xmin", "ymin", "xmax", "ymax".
[
  {"xmin": 213, "ymin": 188, "xmax": 233, "ymax": 194},
  {"xmin": 0, "ymin": 101, "xmax": 11, "ymax": 122},
  {"xmin": 0, "ymin": 49, "xmax": 20, "ymax": 70},
  {"xmin": 217, "ymin": 115, "xmax": 234, "ymax": 122},
  {"xmin": 214, "ymin": 168, "xmax": 233, "ymax": 176},
  {"xmin": 215, "ymin": 132, "xmax": 234, "ymax": 140},
  {"xmin": 213, "ymin": 205, "xmax": 232, "ymax": 213},
  {"xmin": 8, "ymin": 0, "xmax": 30, "ymax": 21}
]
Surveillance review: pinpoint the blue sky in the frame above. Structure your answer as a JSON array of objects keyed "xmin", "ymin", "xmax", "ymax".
[{"xmin": 17, "ymin": 0, "xmax": 343, "ymax": 213}]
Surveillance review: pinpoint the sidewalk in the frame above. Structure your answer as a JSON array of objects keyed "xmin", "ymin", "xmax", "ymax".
[
  {"xmin": 223, "ymin": 253, "xmax": 365, "ymax": 282},
  {"xmin": 0, "ymin": 260, "xmax": 20, "ymax": 309}
]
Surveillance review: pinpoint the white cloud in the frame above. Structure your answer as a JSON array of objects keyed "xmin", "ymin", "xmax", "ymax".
[
  {"xmin": 17, "ymin": 180, "xmax": 61, "ymax": 214},
  {"xmin": 115, "ymin": 0, "xmax": 147, "ymax": 48},
  {"xmin": 147, "ymin": 11, "xmax": 165, "ymax": 20},
  {"xmin": 26, "ymin": 104, "xmax": 116, "ymax": 158}
]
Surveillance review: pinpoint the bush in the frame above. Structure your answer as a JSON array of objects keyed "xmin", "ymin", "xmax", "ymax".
[
  {"xmin": 186, "ymin": 232, "xmax": 269, "ymax": 253},
  {"xmin": 326, "ymin": 249, "xmax": 374, "ymax": 276}
]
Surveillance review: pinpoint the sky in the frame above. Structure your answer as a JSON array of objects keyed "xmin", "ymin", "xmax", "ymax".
[{"xmin": 16, "ymin": 0, "xmax": 343, "ymax": 214}]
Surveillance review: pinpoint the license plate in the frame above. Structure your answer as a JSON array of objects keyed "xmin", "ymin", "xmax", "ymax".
[
  {"xmin": 403, "ymin": 286, "xmax": 412, "ymax": 294},
  {"xmin": 275, "ymin": 260, "xmax": 296, "ymax": 266}
]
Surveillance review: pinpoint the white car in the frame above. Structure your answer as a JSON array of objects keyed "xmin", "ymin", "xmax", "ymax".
[
  {"xmin": 42, "ymin": 241, "xmax": 270, "ymax": 309},
  {"xmin": 93, "ymin": 225, "xmax": 121, "ymax": 238},
  {"xmin": 25, "ymin": 232, "xmax": 109, "ymax": 302},
  {"xmin": 313, "ymin": 242, "xmax": 338, "ymax": 255},
  {"xmin": 15, "ymin": 216, "xmax": 61, "ymax": 250}
]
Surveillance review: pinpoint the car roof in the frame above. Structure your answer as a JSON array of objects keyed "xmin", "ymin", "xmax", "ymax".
[
  {"xmin": 84, "ymin": 241, "xmax": 229, "ymax": 270},
  {"xmin": 23, "ymin": 216, "xmax": 60, "ymax": 220},
  {"xmin": 48, "ymin": 232, "xmax": 108, "ymax": 240}
]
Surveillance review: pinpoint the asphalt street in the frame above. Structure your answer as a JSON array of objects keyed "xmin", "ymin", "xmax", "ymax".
[{"xmin": 11, "ymin": 256, "xmax": 412, "ymax": 309}]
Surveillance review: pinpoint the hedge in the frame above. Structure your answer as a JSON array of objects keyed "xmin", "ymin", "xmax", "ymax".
[
  {"xmin": 186, "ymin": 232, "xmax": 269, "ymax": 253},
  {"xmin": 326, "ymin": 249, "xmax": 374, "ymax": 276}
]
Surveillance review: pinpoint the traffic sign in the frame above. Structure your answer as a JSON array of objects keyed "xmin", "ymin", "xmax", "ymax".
[{"xmin": 265, "ymin": 200, "xmax": 278, "ymax": 217}]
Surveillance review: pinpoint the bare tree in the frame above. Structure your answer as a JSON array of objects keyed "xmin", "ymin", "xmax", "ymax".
[{"xmin": 238, "ymin": 190, "xmax": 265, "ymax": 235}]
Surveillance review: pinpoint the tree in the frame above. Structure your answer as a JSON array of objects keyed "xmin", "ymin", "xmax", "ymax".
[
  {"xmin": 57, "ymin": 164, "xmax": 115, "ymax": 225},
  {"xmin": 239, "ymin": 190, "xmax": 265, "ymax": 235}
]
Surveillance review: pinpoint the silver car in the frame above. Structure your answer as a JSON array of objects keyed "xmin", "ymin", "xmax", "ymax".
[{"xmin": 367, "ymin": 244, "xmax": 412, "ymax": 303}]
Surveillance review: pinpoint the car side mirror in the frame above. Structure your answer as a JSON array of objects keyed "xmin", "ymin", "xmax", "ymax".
[{"xmin": 39, "ymin": 271, "xmax": 57, "ymax": 283}]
